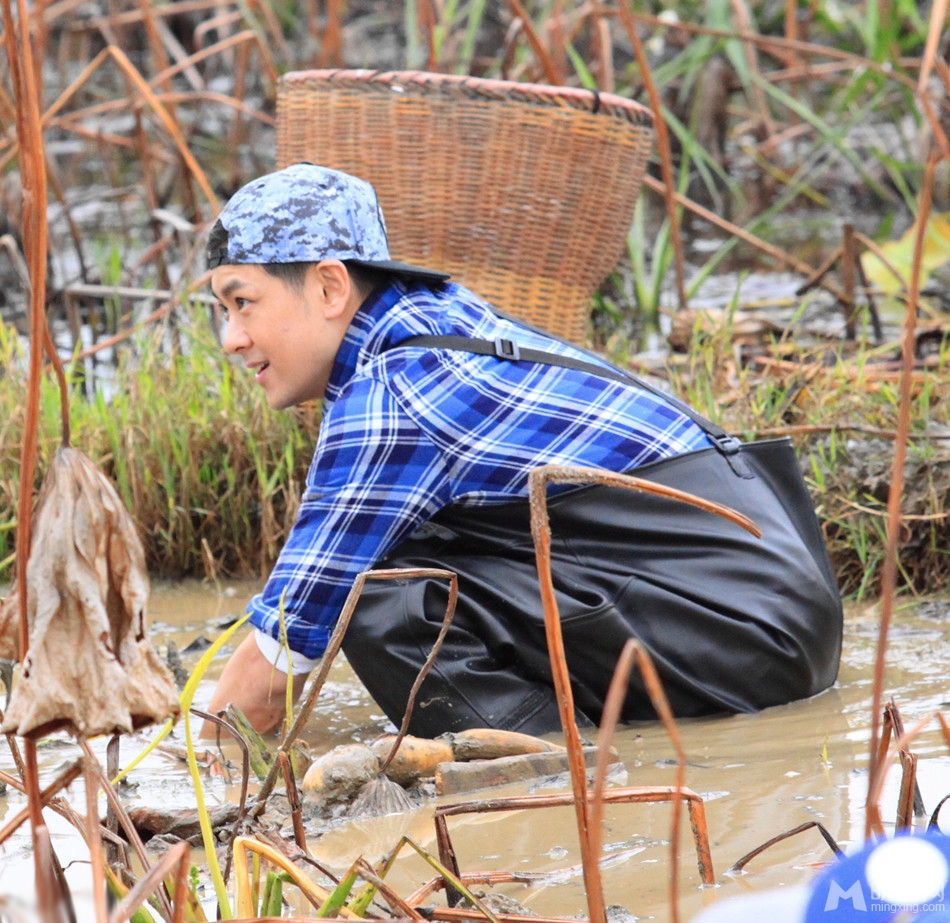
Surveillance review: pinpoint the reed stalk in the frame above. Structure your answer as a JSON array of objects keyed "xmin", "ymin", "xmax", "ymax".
[{"xmin": 865, "ymin": 152, "xmax": 937, "ymax": 838}]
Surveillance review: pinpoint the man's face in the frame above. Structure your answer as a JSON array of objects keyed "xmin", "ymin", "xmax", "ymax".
[{"xmin": 211, "ymin": 263, "xmax": 344, "ymax": 409}]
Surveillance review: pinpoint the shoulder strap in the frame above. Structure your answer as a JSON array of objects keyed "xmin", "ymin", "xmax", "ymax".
[{"xmin": 388, "ymin": 333, "xmax": 753, "ymax": 477}]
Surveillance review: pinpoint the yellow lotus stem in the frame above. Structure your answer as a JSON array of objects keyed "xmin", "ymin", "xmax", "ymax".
[{"xmin": 232, "ymin": 836, "xmax": 361, "ymax": 919}]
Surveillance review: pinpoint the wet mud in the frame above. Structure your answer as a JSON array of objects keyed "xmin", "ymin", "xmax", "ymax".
[{"xmin": 0, "ymin": 580, "xmax": 948, "ymax": 921}]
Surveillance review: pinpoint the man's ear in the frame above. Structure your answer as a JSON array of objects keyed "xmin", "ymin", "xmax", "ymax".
[{"xmin": 310, "ymin": 260, "xmax": 354, "ymax": 319}]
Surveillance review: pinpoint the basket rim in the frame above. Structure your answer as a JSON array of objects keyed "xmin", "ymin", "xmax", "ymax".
[{"xmin": 279, "ymin": 68, "xmax": 654, "ymax": 126}]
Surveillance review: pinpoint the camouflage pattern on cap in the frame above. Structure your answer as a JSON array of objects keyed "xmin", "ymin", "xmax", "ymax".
[{"xmin": 210, "ymin": 163, "xmax": 391, "ymax": 267}]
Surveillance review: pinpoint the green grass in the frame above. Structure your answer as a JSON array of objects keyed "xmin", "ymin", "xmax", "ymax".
[{"xmin": 0, "ymin": 313, "xmax": 319, "ymax": 582}]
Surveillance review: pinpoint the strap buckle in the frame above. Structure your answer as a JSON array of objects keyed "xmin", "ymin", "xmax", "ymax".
[
  {"xmin": 711, "ymin": 433, "xmax": 754, "ymax": 478},
  {"xmin": 494, "ymin": 338, "xmax": 521, "ymax": 361},
  {"xmin": 712, "ymin": 434, "xmax": 742, "ymax": 455}
]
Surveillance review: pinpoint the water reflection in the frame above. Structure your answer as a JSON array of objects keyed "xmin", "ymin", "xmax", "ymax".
[{"xmin": 0, "ymin": 582, "xmax": 948, "ymax": 921}]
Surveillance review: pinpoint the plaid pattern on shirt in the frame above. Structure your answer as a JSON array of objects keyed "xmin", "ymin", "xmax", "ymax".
[{"xmin": 247, "ymin": 280, "xmax": 713, "ymax": 659}]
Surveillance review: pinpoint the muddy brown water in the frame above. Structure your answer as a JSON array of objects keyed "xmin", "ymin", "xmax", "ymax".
[{"xmin": 0, "ymin": 580, "xmax": 948, "ymax": 921}]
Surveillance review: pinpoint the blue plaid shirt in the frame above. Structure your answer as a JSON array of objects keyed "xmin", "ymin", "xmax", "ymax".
[{"xmin": 248, "ymin": 280, "xmax": 713, "ymax": 659}]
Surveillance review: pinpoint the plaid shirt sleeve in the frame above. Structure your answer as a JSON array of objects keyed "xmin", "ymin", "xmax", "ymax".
[{"xmin": 247, "ymin": 374, "xmax": 453, "ymax": 660}]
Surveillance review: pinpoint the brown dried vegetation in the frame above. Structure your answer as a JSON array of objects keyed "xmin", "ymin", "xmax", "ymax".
[{"xmin": 1, "ymin": 447, "xmax": 179, "ymax": 739}]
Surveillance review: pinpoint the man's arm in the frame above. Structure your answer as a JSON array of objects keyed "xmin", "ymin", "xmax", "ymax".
[
  {"xmin": 202, "ymin": 381, "xmax": 450, "ymax": 742},
  {"xmin": 200, "ymin": 633, "xmax": 308, "ymax": 738}
]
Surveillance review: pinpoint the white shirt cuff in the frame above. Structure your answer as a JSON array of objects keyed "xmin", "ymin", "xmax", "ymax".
[{"xmin": 253, "ymin": 628, "xmax": 320, "ymax": 676}]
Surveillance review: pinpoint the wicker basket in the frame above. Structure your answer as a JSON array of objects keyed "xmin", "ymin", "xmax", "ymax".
[{"xmin": 276, "ymin": 69, "xmax": 654, "ymax": 343}]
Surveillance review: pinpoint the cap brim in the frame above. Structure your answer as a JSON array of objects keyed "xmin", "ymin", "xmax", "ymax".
[{"xmin": 347, "ymin": 258, "xmax": 450, "ymax": 284}]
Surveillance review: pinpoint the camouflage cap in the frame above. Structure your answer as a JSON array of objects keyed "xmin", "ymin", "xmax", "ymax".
[{"xmin": 206, "ymin": 163, "xmax": 450, "ymax": 284}]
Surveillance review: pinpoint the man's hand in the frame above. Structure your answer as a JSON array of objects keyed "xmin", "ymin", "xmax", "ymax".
[{"xmin": 200, "ymin": 633, "xmax": 308, "ymax": 739}]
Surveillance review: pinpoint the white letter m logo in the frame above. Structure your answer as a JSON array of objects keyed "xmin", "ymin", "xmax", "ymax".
[{"xmin": 824, "ymin": 879, "xmax": 867, "ymax": 912}]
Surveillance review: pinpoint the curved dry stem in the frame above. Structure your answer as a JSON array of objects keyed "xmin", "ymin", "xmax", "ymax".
[
  {"xmin": 865, "ymin": 154, "xmax": 937, "ymax": 838},
  {"xmin": 866, "ymin": 709, "xmax": 938, "ymax": 829},
  {"xmin": 192, "ymin": 707, "xmax": 253, "ymax": 885},
  {"xmin": 529, "ymin": 463, "xmax": 752, "ymax": 923},
  {"xmin": 529, "ymin": 469, "xmax": 603, "ymax": 923},
  {"xmin": 618, "ymin": 6, "xmax": 687, "ymax": 312},
  {"xmin": 919, "ymin": 0, "xmax": 950, "ymax": 149},
  {"xmin": 0, "ymin": 760, "xmax": 83, "ymax": 846},
  {"xmin": 728, "ymin": 820, "xmax": 843, "ymax": 874},
  {"xmin": 591, "ymin": 639, "xmax": 698, "ymax": 922},
  {"xmin": 506, "ymin": 0, "xmax": 562, "ymax": 85},
  {"xmin": 530, "ymin": 465, "xmax": 760, "ymax": 535},
  {"xmin": 373, "ymin": 568, "xmax": 458, "ymax": 777},
  {"xmin": 255, "ymin": 566, "xmax": 456, "ymax": 809},
  {"xmin": 588, "ymin": 640, "xmax": 637, "ymax": 852},
  {"xmin": 3, "ymin": 0, "xmax": 55, "ymax": 905}
]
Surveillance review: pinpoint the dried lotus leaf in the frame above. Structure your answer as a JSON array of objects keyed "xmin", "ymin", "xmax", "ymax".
[{"xmin": 2, "ymin": 447, "xmax": 180, "ymax": 739}]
